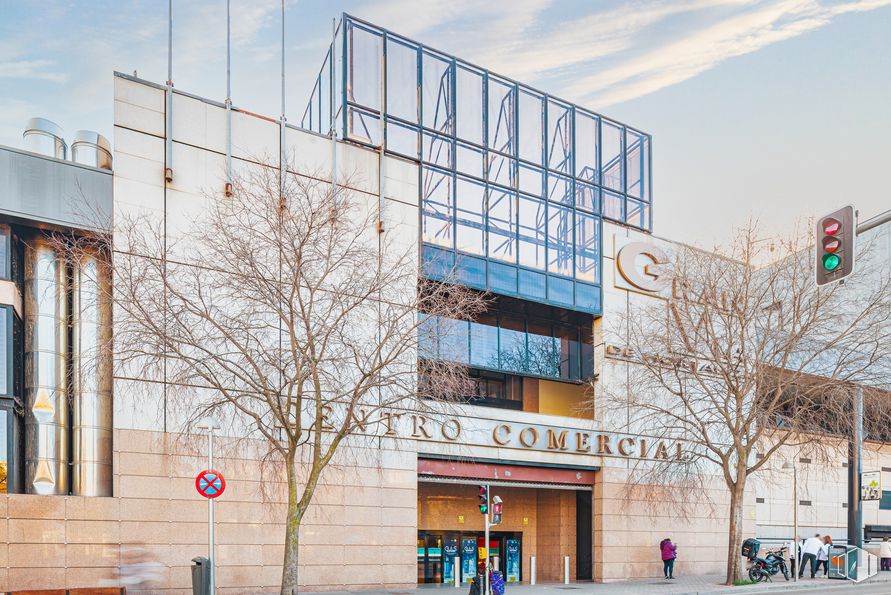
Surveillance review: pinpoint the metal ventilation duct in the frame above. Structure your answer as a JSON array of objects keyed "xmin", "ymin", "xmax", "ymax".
[
  {"xmin": 23, "ymin": 117, "xmax": 67, "ymax": 160},
  {"xmin": 71, "ymin": 249, "xmax": 113, "ymax": 496},
  {"xmin": 24, "ymin": 240, "xmax": 69, "ymax": 495},
  {"xmin": 71, "ymin": 130, "xmax": 112, "ymax": 170}
]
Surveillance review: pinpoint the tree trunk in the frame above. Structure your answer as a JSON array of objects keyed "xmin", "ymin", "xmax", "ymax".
[
  {"xmin": 281, "ymin": 462, "xmax": 303, "ymax": 595},
  {"xmin": 725, "ymin": 481, "xmax": 747, "ymax": 584}
]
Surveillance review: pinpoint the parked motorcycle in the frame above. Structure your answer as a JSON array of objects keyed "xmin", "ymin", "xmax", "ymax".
[{"xmin": 747, "ymin": 546, "xmax": 790, "ymax": 582}]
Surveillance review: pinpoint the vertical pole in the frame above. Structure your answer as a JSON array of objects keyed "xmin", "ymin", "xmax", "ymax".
[
  {"xmin": 330, "ymin": 18, "xmax": 337, "ymax": 191},
  {"xmin": 454, "ymin": 555, "xmax": 461, "ymax": 587},
  {"xmin": 484, "ymin": 484, "xmax": 490, "ymax": 595},
  {"xmin": 279, "ymin": 0, "xmax": 286, "ymax": 198},
  {"xmin": 530, "ymin": 556, "xmax": 536, "ymax": 585},
  {"xmin": 225, "ymin": 0, "xmax": 232, "ymax": 186},
  {"xmin": 793, "ymin": 465, "xmax": 798, "ymax": 582},
  {"xmin": 208, "ymin": 430, "xmax": 215, "ymax": 594},
  {"xmin": 848, "ymin": 386, "xmax": 863, "ymax": 549},
  {"xmin": 564, "ymin": 555, "xmax": 570, "ymax": 584},
  {"xmin": 165, "ymin": 0, "xmax": 174, "ymax": 181}
]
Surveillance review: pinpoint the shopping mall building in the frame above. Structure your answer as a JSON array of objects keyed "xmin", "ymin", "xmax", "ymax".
[{"xmin": 0, "ymin": 13, "xmax": 889, "ymax": 592}]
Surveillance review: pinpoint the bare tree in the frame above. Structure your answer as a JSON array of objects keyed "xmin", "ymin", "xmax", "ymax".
[
  {"xmin": 600, "ymin": 222, "xmax": 891, "ymax": 584},
  {"xmin": 59, "ymin": 163, "xmax": 485, "ymax": 593}
]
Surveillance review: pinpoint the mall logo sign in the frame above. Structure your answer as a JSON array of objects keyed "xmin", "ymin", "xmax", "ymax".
[{"xmin": 614, "ymin": 237, "xmax": 671, "ymax": 295}]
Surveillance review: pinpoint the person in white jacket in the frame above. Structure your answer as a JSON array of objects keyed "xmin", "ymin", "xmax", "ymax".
[
  {"xmin": 799, "ymin": 534, "xmax": 823, "ymax": 578},
  {"xmin": 815, "ymin": 535, "xmax": 832, "ymax": 577},
  {"xmin": 881, "ymin": 537, "xmax": 891, "ymax": 571}
]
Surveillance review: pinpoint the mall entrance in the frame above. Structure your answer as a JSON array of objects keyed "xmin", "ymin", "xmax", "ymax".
[
  {"xmin": 417, "ymin": 458, "xmax": 595, "ymax": 584},
  {"xmin": 417, "ymin": 531, "xmax": 523, "ymax": 584}
]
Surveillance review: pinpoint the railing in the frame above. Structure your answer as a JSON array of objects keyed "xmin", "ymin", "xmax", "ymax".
[{"xmin": 828, "ymin": 545, "xmax": 879, "ymax": 582}]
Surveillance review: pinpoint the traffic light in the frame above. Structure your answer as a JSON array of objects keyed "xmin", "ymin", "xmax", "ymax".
[
  {"xmin": 816, "ymin": 205, "xmax": 856, "ymax": 286},
  {"xmin": 478, "ymin": 485, "xmax": 488, "ymax": 514},
  {"xmin": 492, "ymin": 496, "xmax": 503, "ymax": 525}
]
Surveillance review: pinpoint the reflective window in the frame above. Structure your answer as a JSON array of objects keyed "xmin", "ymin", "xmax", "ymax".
[
  {"xmin": 548, "ymin": 204, "xmax": 573, "ymax": 276},
  {"xmin": 456, "ymin": 142, "xmax": 484, "ymax": 179},
  {"xmin": 387, "ymin": 119, "xmax": 419, "ymax": 158},
  {"xmin": 421, "ymin": 167, "xmax": 453, "ymax": 248},
  {"xmin": 518, "ymin": 196, "xmax": 546, "ymax": 270},
  {"xmin": 527, "ymin": 320, "xmax": 558, "ymax": 377},
  {"xmin": 576, "ymin": 182, "xmax": 598, "ymax": 214},
  {"xmin": 626, "ymin": 130, "xmax": 645, "ymax": 199},
  {"xmin": 575, "ymin": 111, "xmax": 598, "ymax": 183},
  {"xmin": 470, "ymin": 314, "xmax": 499, "ymax": 369},
  {"xmin": 423, "ymin": 132, "xmax": 452, "ymax": 168},
  {"xmin": 456, "ymin": 66, "xmax": 483, "ymax": 144},
  {"xmin": 518, "ymin": 164, "xmax": 543, "ymax": 197},
  {"xmin": 455, "ymin": 177, "xmax": 485, "ymax": 255},
  {"xmin": 602, "ymin": 119, "xmax": 624, "ymax": 191},
  {"xmin": 499, "ymin": 315, "xmax": 526, "ymax": 373},
  {"xmin": 347, "ymin": 23, "xmax": 381, "ymax": 111},
  {"xmin": 386, "ymin": 39, "xmax": 418, "ymax": 123},
  {"xmin": 423, "ymin": 52, "xmax": 452, "ymax": 134},
  {"xmin": 575, "ymin": 212, "xmax": 600, "ymax": 283},
  {"xmin": 547, "ymin": 174, "xmax": 572, "ymax": 206},
  {"xmin": 488, "ymin": 77, "xmax": 515, "ymax": 155},
  {"xmin": 487, "ymin": 153, "xmax": 515, "ymax": 188},
  {"xmin": 0, "ymin": 307, "xmax": 9, "ymax": 396},
  {"xmin": 488, "ymin": 189, "xmax": 516, "ymax": 263},
  {"xmin": 0, "ymin": 226, "xmax": 9, "ymax": 280},
  {"xmin": 547, "ymin": 100, "xmax": 572, "ymax": 174},
  {"xmin": 555, "ymin": 325, "xmax": 580, "ymax": 380},
  {"xmin": 626, "ymin": 199, "xmax": 651, "ymax": 230},
  {"xmin": 347, "ymin": 107, "xmax": 380, "ymax": 145},
  {"xmin": 519, "ymin": 91, "xmax": 543, "ymax": 164},
  {"xmin": 602, "ymin": 189, "xmax": 624, "ymax": 222}
]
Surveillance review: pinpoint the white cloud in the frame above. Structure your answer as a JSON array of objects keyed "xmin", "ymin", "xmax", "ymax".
[{"xmin": 0, "ymin": 59, "xmax": 66, "ymax": 83}]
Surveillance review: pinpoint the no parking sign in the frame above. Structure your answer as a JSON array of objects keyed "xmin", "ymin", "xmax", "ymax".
[{"xmin": 195, "ymin": 469, "xmax": 226, "ymax": 499}]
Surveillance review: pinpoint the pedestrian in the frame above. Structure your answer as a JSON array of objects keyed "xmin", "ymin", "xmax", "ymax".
[
  {"xmin": 815, "ymin": 535, "xmax": 832, "ymax": 577},
  {"xmin": 785, "ymin": 537, "xmax": 799, "ymax": 576},
  {"xmin": 881, "ymin": 537, "xmax": 891, "ymax": 571},
  {"xmin": 799, "ymin": 533, "xmax": 822, "ymax": 578},
  {"xmin": 660, "ymin": 537, "xmax": 677, "ymax": 579}
]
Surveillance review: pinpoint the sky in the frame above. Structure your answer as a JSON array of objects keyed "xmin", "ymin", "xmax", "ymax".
[{"xmin": 1, "ymin": 0, "xmax": 889, "ymax": 248}]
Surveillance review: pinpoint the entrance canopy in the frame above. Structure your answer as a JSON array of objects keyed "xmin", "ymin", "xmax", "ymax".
[{"xmin": 418, "ymin": 457, "xmax": 596, "ymax": 490}]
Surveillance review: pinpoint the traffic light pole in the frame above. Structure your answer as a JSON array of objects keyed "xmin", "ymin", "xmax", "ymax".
[{"xmin": 484, "ymin": 484, "xmax": 490, "ymax": 595}]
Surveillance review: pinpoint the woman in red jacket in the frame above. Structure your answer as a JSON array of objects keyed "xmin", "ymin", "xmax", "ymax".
[{"xmin": 660, "ymin": 538, "xmax": 678, "ymax": 579}]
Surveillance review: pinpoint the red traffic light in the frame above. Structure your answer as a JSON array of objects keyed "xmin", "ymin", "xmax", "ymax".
[
  {"xmin": 493, "ymin": 502, "xmax": 502, "ymax": 514},
  {"xmin": 822, "ymin": 218, "xmax": 841, "ymax": 236},
  {"xmin": 822, "ymin": 237, "xmax": 841, "ymax": 253}
]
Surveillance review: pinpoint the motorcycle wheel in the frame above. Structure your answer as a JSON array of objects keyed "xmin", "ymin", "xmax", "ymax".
[
  {"xmin": 783, "ymin": 568, "xmax": 790, "ymax": 581},
  {"xmin": 748, "ymin": 567, "xmax": 763, "ymax": 583}
]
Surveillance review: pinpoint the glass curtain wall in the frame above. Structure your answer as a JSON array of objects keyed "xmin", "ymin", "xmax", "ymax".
[{"xmin": 301, "ymin": 15, "xmax": 654, "ymax": 315}]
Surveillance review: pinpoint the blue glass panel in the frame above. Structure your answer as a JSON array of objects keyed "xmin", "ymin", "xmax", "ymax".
[
  {"xmin": 499, "ymin": 315, "xmax": 526, "ymax": 373},
  {"xmin": 456, "ymin": 142, "xmax": 484, "ymax": 178},
  {"xmin": 487, "ymin": 152, "xmax": 515, "ymax": 188},
  {"xmin": 455, "ymin": 177, "xmax": 485, "ymax": 255},
  {"xmin": 421, "ymin": 168, "xmax": 453, "ymax": 248},
  {"xmin": 470, "ymin": 315, "xmax": 499, "ymax": 369},
  {"xmin": 347, "ymin": 106, "xmax": 380, "ymax": 145},
  {"xmin": 575, "ymin": 212, "xmax": 600, "ymax": 283},
  {"xmin": 488, "ymin": 77, "xmax": 515, "ymax": 155},
  {"xmin": 547, "ymin": 174, "xmax": 572, "ymax": 206},
  {"xmin": 518, "ymin": 269, "xmax": 546, "ymax": 300},
  {"xmin": 518, "ymin": 196, "xmax": 546, "ymax": 270},
  {"xmin": 527, "ymin": 320, "xmax": 559, "ymax": 378},
  {"xmin": 519, "ymin": 164, "xmax": 543, "ymax": 197},
  {"xmin": 487, "ymin": 189, "xmax": 516, "ymax": 263},
  {"xmin": 547, "ymin": 204, "xmax": 573, "ymax": 276},
  {"xmin": 576, "ymin": 181, "xmax": 598, "ymax": 214},
  {"xmin": 602, "ymin": 119, "xmax": 624, "ymax": 192},
  {"xmin": 440, "ymin": 317, "xmax": 470, "ymax": 364},
  {"xmin": 423, "ymin": 132, "xmax": 452, "ymax": 168},
  {"xmin": 602, "ymin": 189, "xmax": 624, "ymax": 222},
  {"xmin": 456, "ymin": 66, "xmax": 483, "ymax": 145},
  {"xmin": 547, "ymin": 100, "xmax": 572, "ymax": 174},
  {"xmin": 488, "ymin": 261, "xmax": 517, "ymax": 295},
  {"xmin": 626, "ymin": 199, "xmax": 650, "ymax": 230},
  {"xmin": 518, "ymin": 91, "xmax": 543, "ymax": 164},
  {"xmin": 547, "ymin": 276, "xmax": 574, "ymax": 306},
  {"xmin": 421, "ymin": 245, "xmax": 455, "ymax": 279},
  {"xmin": 626, "ymin": 129, "xmax": 645, "ymax": 199},
  {"xmin": 417, "ymin": 313, "xmax": 437, "ymax": 360},
  {"xmin": 555, "ymin": 324, "xmax": 580, "ymax": 380},
  {"xmin": 575, "ymin": 111, "xmax": 598, "ymax": 183},
  {"xmin": 581, "ymin": 325, "xmax": 594, "ymax": 378},
  {"xmin": 423, "ymin": 51, "xmax": 452, "ymax": 134},
  {"xmin": 575, "ymin": 282, "xmax": 601, "ymax": 312},
  {"xmin": 386, "ymin": 38, "xmax": 418, "ymax": 122},
  {"xmin": 642, "ymin": 135, "xmax": 651, "ymax": 204},
  {"xmin": 456, "ymin": 254, "xmax": 486, "ymax": 287},
  {"xmin": 386, "ymin": 119, "xmax": 419, "ymax": 158}
]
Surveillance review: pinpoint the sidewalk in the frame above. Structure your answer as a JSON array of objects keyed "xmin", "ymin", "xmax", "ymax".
[{"xmin": 323, "ymin": 573, "xmax": 891, "ymax": 595}]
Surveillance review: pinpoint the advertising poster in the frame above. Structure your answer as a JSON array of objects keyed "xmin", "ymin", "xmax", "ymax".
[
  {"xmin": 862, "ymin": 471, "xmax": 882, "ymax": 501},
  {"xmin": 462, "ymin": 538, "xmax": 477, "ymax": 583},
  {"xmin": 506, "ymin": 539, "xmax": 520, "ymax": 582},
  {"xmin": 443, "ymin": 539, "xmax": 459, "ymax": 583}
]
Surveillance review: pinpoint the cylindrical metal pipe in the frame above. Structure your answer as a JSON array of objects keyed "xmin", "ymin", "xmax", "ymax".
[
  {"xmin": 564, "ymin": 555, "xmax": 570, "ymax": 584},
  {"xmin": 71, "ymin": 131, "xmax": 112, "ymax": 170},
  {"xmin": 24, "ymin": 240, "xmax": 69, "ymax": 495},
  {"xmin": 71, "ymin": 249, "xmax": 113, "ymax": 496},
  {"xmin": 454, "ymin": 556, "xmax": 460, "ymax": 587},
  {"xmin": 530, "ymin": 555, "xmax": 536, "ymax": 585},
  {"xmin": 23, "ymin": 117, "xmax": 67, "ymax": 160}
]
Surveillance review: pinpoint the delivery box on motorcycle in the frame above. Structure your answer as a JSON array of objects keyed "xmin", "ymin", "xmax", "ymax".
[{"xmin": 741, "ymin": 538, "xmax": 760, "ymax": 558}]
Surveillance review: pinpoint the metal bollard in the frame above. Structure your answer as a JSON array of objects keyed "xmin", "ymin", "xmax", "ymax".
[
  {"xmin": 493, "ymin": 555, "xmax": 500, "ymax": 571},
  {"xmin": 530, "ymin": 555, "xmax": 536, "ymax": 585},
  {"xmin": 564, "ymin": 555, "xmax": 570, "ymax": 584},
  {"xmin": 455, "ymin": 556, "xmax": 461, "ymax": 587}
]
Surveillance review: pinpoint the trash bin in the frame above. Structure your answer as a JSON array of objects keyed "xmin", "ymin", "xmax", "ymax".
[{"xmin": 191, "ymin": 556, "xmax": 211, "ymax": 595}]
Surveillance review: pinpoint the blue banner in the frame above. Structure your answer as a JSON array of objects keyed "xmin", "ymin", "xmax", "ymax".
[
  {"xmin": 462, "ymin": 538, "xmax": 477, "ymax": 583},
  {"xmin": 506, "ymin": 539, "xmax": 520, "ymax": 583},
  {"xmin": 443, "ymin": 539, "xmax": 459, "ymax": 583}
]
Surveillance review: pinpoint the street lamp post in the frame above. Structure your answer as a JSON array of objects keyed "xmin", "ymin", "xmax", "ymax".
[
  {"xmin": 783, "ymin": 461, "xmax": 798, "ymax": 582},
  {"xmin": 197, "ymin": 417, "xmax": 221, "ymax": 593}
]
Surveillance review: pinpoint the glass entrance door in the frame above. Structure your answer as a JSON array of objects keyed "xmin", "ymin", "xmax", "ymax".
[{"xmin": 417, "ymin": 534, "xmax": 444, "ymax": 583}]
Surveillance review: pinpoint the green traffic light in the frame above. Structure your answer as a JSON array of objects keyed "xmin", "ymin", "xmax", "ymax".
[
  {"xmin": 480, "ymin": 505, "xmax": 487, "ymax": 513},
  {"xmin": 822, "ymin": 253, "xmax": 841, "ymax": 271}
]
